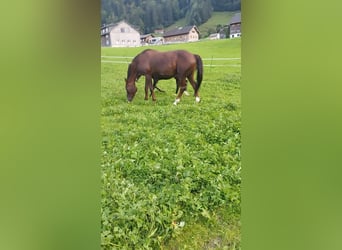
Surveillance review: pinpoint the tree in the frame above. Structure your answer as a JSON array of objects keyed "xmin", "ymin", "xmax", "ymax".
[
  {"xmin": 100, "ymin": 0, "xmax": 240, "ymax": 33},
  {"xmin": 186, "ymin": 0, "xmax": 212, "ymax": 26}
]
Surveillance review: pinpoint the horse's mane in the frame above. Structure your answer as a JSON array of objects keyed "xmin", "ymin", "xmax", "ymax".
[
  {"xmin": 135, "ymin": 49, "xmax": 154, "ymax": 58},
  {"xmin": 130, "ymin": 49, "xmax": 155, "ymax": 68},
  {"xmin": 127, "ymin": 63, "xmax": 134, "ymax": 79}
]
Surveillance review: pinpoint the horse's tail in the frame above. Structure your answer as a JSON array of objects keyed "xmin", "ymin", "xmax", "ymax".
[{"xmin": 195, "ymin": 54, "xmax": 203, "ymax": 91}]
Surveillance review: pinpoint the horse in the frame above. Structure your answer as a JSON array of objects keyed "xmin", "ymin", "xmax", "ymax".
[{"xmin": 125, "ymin": 49, "xmax": 203, "ymax": 105}]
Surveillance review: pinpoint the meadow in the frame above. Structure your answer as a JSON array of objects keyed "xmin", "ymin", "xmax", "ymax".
[{"xmin": 101, "ymin": 39, "xmax": 241, "ymax": 249}]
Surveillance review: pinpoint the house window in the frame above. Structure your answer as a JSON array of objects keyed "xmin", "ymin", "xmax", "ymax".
[{"xmin": 120, "ymin": 27, "xmax": 130, "ymax": 33}]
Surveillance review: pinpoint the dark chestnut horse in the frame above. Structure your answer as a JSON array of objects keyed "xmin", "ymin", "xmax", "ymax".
[{"xmin": 125, "ymin": 49, "xmax": 203, "ymax": 105}]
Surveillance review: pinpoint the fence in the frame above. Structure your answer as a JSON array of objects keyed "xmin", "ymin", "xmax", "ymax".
[{"xmin": 101, "ymin": 56, "xmax": 241, "ymax": 67}]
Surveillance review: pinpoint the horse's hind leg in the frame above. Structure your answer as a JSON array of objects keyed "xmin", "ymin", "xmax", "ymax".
[
  {"xmin": 187, "ymin": 74, "xmax": 200, "ymax": 103},
  {"xmin": 173, "ymin": 77, "xmax": 187, "ymax": 105},
  {"xmin": 152, "ymin": 79, "xmax": 165, "ymax": 93},
  {"xmin": 145, "ymin": 75, "xmax": 156, "ymax": 101},
  {"xmin": 175, "ymin": 79, "xmax": 189, "ymax": 95},
  {"xmin": 150, "ymin": 79, "xmax": 158, "ymax": 97},
  {"xmin": 155, "ymin": 86, "xmax": 164, "ymax": 92}
]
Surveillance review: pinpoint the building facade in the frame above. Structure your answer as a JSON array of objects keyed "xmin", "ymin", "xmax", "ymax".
[
  {"xmin": 101, "ymin": 21, "xmax": 140, "ymax": 47},
  {"xmin": 229, "ymin": 12, "xmax": 241, "ymax": 38},
  {"xmin": 163, "ymin": 26, "xmax": 200, "ymax": 44}
]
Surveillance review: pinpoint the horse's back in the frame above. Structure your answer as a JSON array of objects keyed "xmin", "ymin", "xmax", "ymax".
[
  {"xmin": 134, "ymin": 49, "xmax": 196, "ymax": 75},
  {"xmin": 137, "ymin": 49, "xmax": 194, "ymax": 61}
]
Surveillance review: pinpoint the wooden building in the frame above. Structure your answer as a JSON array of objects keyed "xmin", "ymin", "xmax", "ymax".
[
  {"xmin": 163, "ymin": 26, "xmax": 200, "ymax": 44},
  {"xmin": 140, "ymin": 34, "xmax": 154, "ymax": 45},
  {"xmin": 229, "ymin": 12, "xmax": 241, "ymax": 38}
]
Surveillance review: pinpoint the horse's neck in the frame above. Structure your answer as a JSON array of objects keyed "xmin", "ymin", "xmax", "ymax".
[{"xmin": 128, "ymin": 62, "xmax": 138, "ymax": 81}]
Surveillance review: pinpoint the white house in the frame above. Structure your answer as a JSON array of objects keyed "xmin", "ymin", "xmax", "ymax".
[
  {"xmin": 209, "ymin": 33, "xmax": 220, "ymax": 40},
  {"xmin": 101, "ymin": 21, "xmax": 141, "ymax": 47}
]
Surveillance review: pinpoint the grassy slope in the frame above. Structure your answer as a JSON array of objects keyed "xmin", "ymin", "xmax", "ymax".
[
  {"xmin": 164, "ymin": 11, "xmax": 239, "ymax": 38},
  {"xmin": 101, "ymin": 39, "xmax": 241, "ymax": 249},
  {"xmin": 198, "ymin": 11, "xmax": 237, "ymax": 37}
]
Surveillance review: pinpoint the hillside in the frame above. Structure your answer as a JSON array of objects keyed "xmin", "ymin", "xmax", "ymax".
[
  {"xmin": 198, "ymin": 11, "xmax": 239, "ymax": 37},
  {"xmin": 163, "ymin": 11, "xmax": 238, "ymax": 38}
]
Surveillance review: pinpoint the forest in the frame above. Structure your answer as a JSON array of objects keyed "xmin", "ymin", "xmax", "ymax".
[{"xmin": 101, "ymin": 0, "xmax": 241, "ymax": 33}]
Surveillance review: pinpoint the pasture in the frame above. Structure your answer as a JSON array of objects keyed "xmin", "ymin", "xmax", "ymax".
[{"xmin": 101, "ymin": 39, "xmax": 241, "ymax": 249}]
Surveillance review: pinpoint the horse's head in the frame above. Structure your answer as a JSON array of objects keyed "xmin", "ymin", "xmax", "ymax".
[{"xmin": 125, "ymin": 78, "xmax": 137, "ymax": 102}]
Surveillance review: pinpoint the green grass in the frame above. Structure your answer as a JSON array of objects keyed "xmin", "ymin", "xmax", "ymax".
[
  {"xmin": 101, "ymin": 39, "xmax": 241, "ymax": 249},
  {"xmin": 164, "ymin": 208, "xmax": 240, "ymax": 249}
]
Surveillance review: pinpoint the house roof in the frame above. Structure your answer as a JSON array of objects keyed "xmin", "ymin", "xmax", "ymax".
[
  {"xmin": 163, "ymin": 26, "xmax": 199, "ymax": 37},
  {"xmin": 140, "ymin": 33, "xmax": 154, "ymax": 39},
  {"xmin": 229, "ymin": 12, "xmax": 241, "ymax": 25}
]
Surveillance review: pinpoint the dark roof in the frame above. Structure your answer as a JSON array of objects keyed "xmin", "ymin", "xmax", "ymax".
[
  {"xmin": 101, "ymin": 23, "xmax": 115, "ymax": 35},
  {"xmin": 163, "ymin": 26, "xmax": 199, "ymax": 37},
  {"xmin": 140, "ymin": 33, "xmax": 154, "ymax": 39},
  {"xmin": 229, "ymin": 12, "xmax": 241, "ymax": 25}
]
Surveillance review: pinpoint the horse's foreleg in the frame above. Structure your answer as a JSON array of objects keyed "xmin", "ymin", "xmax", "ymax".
[{"xmin": 144, "ymin": 75, "xmax": 151, "ymax": 100}]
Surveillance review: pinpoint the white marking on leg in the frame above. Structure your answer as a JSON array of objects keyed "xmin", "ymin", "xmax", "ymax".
[
  {"xmin": 195, "ymin": 96, "xmax": 201, "ymax": 103},
  {"xmin": 173, "ymin": 98, "xmax": 180, "ymax": 105}
]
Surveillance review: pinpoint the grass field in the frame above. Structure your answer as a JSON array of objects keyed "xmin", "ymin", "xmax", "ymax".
[{"xmin": 101, "ymin": 38, "xmax": 241, "ymax": 249}]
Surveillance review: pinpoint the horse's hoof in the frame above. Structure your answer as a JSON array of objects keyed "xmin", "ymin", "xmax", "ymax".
[
  {"xmin": 173, "ymin": 98, "xmax": 180, "ymax": 105},
  {"xmin": 195, "ymin": 97, "xmax": 201, "ymax": 103},
  {"xmin": 173, "ymin": 99, "xmax": 180, "ymax": 105}
]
